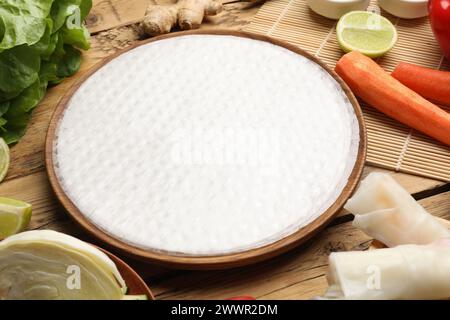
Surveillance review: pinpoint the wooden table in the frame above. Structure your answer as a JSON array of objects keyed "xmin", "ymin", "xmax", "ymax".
[{"xmin": 2, "ymin": 0, "xmax": 448, "ymax": 299}]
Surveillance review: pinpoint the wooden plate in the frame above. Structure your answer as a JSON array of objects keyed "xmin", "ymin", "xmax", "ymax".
[
  {"xmin": 45, "ymin": 30, "xmax": 367, "ymax": 269},
  {"xmin": 99, "ymin": 246, "xmax": 155, "ymax": 299}
]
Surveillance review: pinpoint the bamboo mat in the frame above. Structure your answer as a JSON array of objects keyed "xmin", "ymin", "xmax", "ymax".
[{"xmin": 243, "ymin": 0, "xmax": 450, "ymax": 181}]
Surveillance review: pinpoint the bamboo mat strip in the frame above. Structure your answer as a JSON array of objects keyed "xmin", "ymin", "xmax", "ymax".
[{"xmin": 244, "ymin": 0, "xmax": 450, "ymax": 181}]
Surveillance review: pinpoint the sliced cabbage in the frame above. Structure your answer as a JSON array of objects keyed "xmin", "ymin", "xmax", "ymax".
[
  {"xmin": 0, "ymin": 230, "xmax": 127, "ymax": 300},
  {"xmin": 121, "ymin": 295, "xmax": 148, "ymax": 300}
]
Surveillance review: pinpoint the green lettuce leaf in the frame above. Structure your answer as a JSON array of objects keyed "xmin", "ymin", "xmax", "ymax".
[
  {"xmin": 7, "ymin": 80, "xmax": 47, "ymax": 118},
  {"xmin": 40, "ymin": 37, "xmax": 81, "ymax": 85},
  {"xmin": 2, "ymin": 79, "xmax": 47, "ymax": 144},
  {"xmin": 0, "ymin": 0, "xmax": 91, "ymax": 144},
  {"xmin": 40, "ymin": 61, "xmax": 59, "ymax": 84},
  {"xmin": 51, "ymin": 0, "xmax": 92, "ymax": 49},
  {"xmin": 60, "ymin": 24, "xmax": 90, "ymax": 50},
  {"xmin": 57, "ymin": 45, "xmax": 81, "ymax": 78},
  {"xmin": 0, "ymin": 0, "xmax": 54, "ymax": 50},
  {"xmin": 0, "ymin": 101, "xmax": 7, "ymax": 131},
  {"xmin": 0, "ymin": 117, "xmax": 7, "ymax": 130},
  {"xmin": 2, "ymin": 112, "xmax": 31, "ymax": 144},
  {"xmin": 51, "ymin": 0, "xmax": 92, "ymax": 33},
  {"xmin": 0, "ymin": 46, "xmax": 41, "ymax": 101},
  {"xmin": 31, "ymin": 19, "xmax": 59, "ymax": 61},
  {"xmin": 0, "ymin": 101, "xmax": 9, "ymax": 117}
]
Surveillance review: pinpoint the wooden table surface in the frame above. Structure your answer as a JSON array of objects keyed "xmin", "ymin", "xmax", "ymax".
[{"xmin": 1, "ymin": 0, "xmax": 448, "ymax": 300}]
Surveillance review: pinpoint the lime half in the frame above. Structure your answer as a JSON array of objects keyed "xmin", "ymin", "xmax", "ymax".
[
  {"xmin": 0, "ymin": 197, "xmax": 32, "ymax": 239},
  {"xmin": 337, "ymin": 11, "xmax": 398, "ymax": 58},
  {"xmin": 0, "ymin": 138, "xmax": 9, "ymax": 183}
]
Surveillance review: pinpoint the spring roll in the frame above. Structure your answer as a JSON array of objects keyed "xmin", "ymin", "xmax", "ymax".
[
  {"xmin": 344, "ymin": 173, "xmax": 450, "ymax": 247},
  {"xmin": 323, "ymin": 241, "xmax": 450, "ymax": 300}
]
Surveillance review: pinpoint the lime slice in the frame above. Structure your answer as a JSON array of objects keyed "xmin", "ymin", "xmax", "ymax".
[
  {"xmin": 0, "ymin": 138, "xmax": 9, "ymax": 183},
  {"xmin": 0, "ymin": 197, "xmax": 32, "ymax": 239},
  {"xmin": 337, "ymin": 11, "xmax": 398, "ymax": 58}
]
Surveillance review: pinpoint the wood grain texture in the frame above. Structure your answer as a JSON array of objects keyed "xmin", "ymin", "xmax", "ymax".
[
  {"xmin": 88, "ymin": 0, "xmax": 148, "ymax": 33},
  {"xmin": 150, "ymin": 191, "xmax": 450, "ymax": 299},
  {"xmin": 44, "ymin": 29, "xmax": 367, "ymax": 269},
  {"xmin": 87, "ymin": 0, "xmax": 262, "ymax": 34}
]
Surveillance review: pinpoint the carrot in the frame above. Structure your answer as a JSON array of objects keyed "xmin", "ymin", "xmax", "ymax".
[
  {"xmin": 392, "ymin": 62, "xmax": 450, "ymax": 106},
  {"xmin": 335, "ymin": 51, "xmax": 450, "ymax": 146}
]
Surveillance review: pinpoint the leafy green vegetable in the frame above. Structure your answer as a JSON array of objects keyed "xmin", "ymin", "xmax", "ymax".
[
  {"xmin": 0, "ymin": 102, "xmax": 9, "ymax": 116},
  {"xmin": 1, "ymin": 79, "xmax": 47, "ymax": 144},
  {"xmin": 0, "ymin": 46, "xmax": 41, "ymax": 101},
  {"xmin": 0, "ymin": 0, "xmax": 91, "ymax": 144},
  {"xmin": 40, "ymin": 37, "xmax": 82, "ymax": 85},
  {"xmin": 7, "ymin": 80, "xmax": 47, "ymax": 118},
  {"xmin": 40, "ymin": 61, "xmax": 59, "ymax": 84},
  {"xmin": 0, "ymin": 117, "xmax": 6, "ymax": 129},
  {"xmin": 60, "ymin": 24, "xmax": 91, "ymax": 50},
  {"xmin": 51, "ymin": 0, "xmax": 92, "ymax": 33},
  {"xmin": 0, "ymin": 0, "xmax": 54, "ymax": 50},
  {"xmin": 2, "ymin": 113, "xmax": 31, "ymax": 145},
  {"xmin": 57, "ymin": 45, "xmax": 81, "ymax": 78},
  {"xmin": 31, "ymin": 19, "xmax": 56, "ymax": 60}
]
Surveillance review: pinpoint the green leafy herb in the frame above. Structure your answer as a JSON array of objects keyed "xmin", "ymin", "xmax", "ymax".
[
  {"xmin": 57, "ymin": 45, "xmax": 81, "ymax": 78},
  {"xmin": 0, "ymin": 46, "xmax": 41, "ymax": 101},
  {"xmin": 0, "ymin": 0, "xmax": 54, "ymax": 50},
  {"xmin": 0, "ymin": 0, "xmax": 91, "ymax": 144}
]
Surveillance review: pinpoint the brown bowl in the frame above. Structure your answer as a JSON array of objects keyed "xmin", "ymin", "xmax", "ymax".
[
  {"xmin": 46, "ymin": 29, "xmax": 367, "ymax": 270},
  {"xmin": 99, "ymin": 247, "xmax": 155, "ymax": 300}
]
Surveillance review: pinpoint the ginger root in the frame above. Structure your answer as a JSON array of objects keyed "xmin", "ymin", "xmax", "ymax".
[{"xmin": 140, "ymin": 0, "xmax": 223, "ymax": 37}]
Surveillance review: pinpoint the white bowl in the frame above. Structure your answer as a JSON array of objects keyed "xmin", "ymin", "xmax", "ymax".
[
  {"xmin": 307, "ymin": 0, "xmax": 371, "ymax": 19},
  {"xmin": 378, "ymin": 0, "xmax": 429, "ymax": 19}
]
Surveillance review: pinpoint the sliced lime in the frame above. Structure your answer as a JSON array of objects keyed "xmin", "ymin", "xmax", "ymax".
[
  {"xmin": 0, "ymin": 197, "xmax": 32, "ymax": 239},
  {"xmin": 337, "ymin": 11, "xmax": 398, "ymax": 58},
  {"xmin": 0, "ymin": 138, "xmax": 9, "ymax": 183}
]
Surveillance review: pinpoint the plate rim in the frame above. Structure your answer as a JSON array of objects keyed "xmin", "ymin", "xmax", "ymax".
[
  {"xmin": 97, "ymin": 245, "xmax": 155, "ymax": 299},
  {"xmin": 45, "ymin": 29, "xmax": 367, "ymax": 269}
]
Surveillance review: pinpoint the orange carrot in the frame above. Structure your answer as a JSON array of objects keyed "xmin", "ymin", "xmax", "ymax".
[
  {"xmin": 392, "ymin": 62, "xmax": 450, "ymax": 107},
  {"xmin": 335, "ymin": 51, "xmax": 450, "ymax": 146}
]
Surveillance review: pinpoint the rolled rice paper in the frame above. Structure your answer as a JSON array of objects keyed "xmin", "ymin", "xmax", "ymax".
[
  {"xmin": 324, "ymin": 241, "xmax": 450, "ymax": 299},
  {"xmin": 344, "ymin": 173, "xmax": 450, "ymax": 247}
]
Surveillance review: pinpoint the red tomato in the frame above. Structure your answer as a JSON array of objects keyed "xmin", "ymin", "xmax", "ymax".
[{"xmin": 429, "ymin": 0, "xmax": 450, "ymax": 58}]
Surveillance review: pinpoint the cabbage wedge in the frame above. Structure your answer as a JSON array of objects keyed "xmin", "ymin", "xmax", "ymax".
[{"xmin": 0, "ymin": 230, "xmax": 127, "ymax": 300}]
